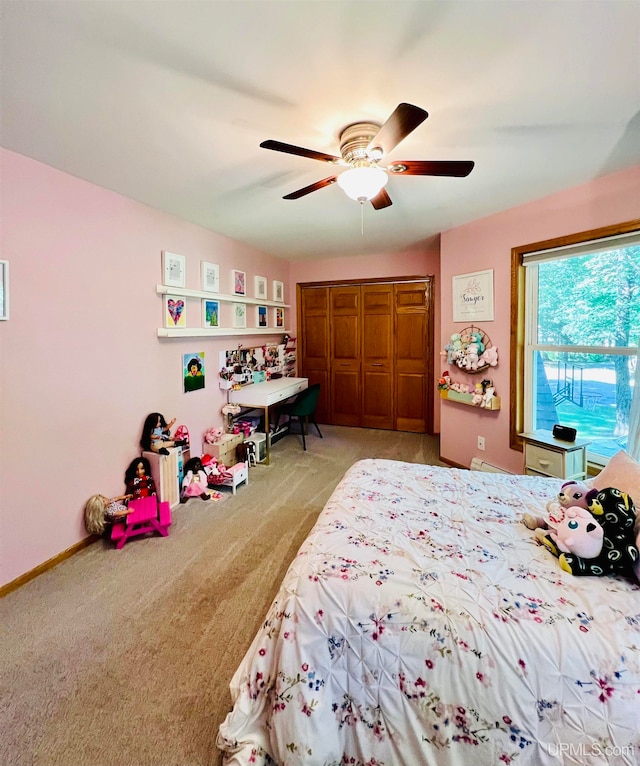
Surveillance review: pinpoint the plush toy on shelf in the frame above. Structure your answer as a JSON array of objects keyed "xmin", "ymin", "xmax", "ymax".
[
  {"xmin": 479, "ymin": 346, "xmax": 499, "ymax": 367},
  {"xmin": 204, "ymin": 426, "xmax": 225, "ymax": 445},
  {"xmin": 470, "ymin": 330, "xmax": 485, "ymax": 355},
  {"xmin": 437, "ymin": 371, "xmax": 451, "ymax": 390},
  {"xmin": 472, "ymin": 382, "xmax": 484, "ymax": 406},
  {"xmin": 480, "ymin": 386, "xmax": 496, "ymax": 408}
]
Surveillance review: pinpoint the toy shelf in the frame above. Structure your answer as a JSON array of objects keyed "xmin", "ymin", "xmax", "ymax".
[{"xmin": 439, "ymin": 389, "xmax": 501, "ymax": 410}]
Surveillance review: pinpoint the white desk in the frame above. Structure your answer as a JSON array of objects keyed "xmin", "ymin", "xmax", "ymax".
[{"xmin": 229, "ymin": 377, "xmax": 308, "ymax": 464}]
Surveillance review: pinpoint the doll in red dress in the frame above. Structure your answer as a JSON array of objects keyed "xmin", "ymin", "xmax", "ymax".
[{"xmin": 124, "ymin": 456, "xmax": 157, "ymax": 500}]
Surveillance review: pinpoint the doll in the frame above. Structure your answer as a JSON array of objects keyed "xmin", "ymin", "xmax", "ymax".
[
  {"xmin": 124, "ymin": 456, "xmax": 157, "ymax": 500},
  {"xmin": 140, "ymin": 412, "xmax": 176, "ymax": 454},
  {"xmin": 84, "ymin": 493, "xmax": 133, "ymax": 535},
  {"xmin": 180, "ymin": 457, "xmax": 211, "ymax": 502}
]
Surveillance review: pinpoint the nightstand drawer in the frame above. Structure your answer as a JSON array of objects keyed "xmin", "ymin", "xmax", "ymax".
[{"xmin": 525, "ymin": 443, "xmax": 563, "ymax": 477}]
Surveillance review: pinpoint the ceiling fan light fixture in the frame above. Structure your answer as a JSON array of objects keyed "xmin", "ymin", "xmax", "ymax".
[{"xmin": 337, "ymin": 166, "xmax": 388, "ymax": 202}]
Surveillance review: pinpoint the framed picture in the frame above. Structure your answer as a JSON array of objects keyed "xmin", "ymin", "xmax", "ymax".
[
  {"xmin": 164, "ymin": 295, "xmax": 186, "ymax": 328},
  {"xmin": 232, "ymin": 269, "xmax": 246, "ymax": 296},
  {"xmin": 273, "ymin": 280, "xmax": 284, "ymax": 302},
  {"xmin": 275, "ymin": 306, "xmax": 284, "ymax": 328},
  {"xmin": 452, "ymin": 269, "xmax": 494, "ymax": 322},
  {"xmin": 254, "ymin": 275, "xmax": 267, "ymax": 300},
  {"xmin": 233, "ymin": 303, "xmax": 246, "ymax": 328},
  {"xmin": 256, "ymin": 305, "xmax": 268, "ymax": 328},
  {"xmin": 201, "ymin": 261, "xmax": 220, "ymax": 293},
  {"xmin": 183, "ymin": 352, "xmax": 205, "ymax": 393},
  {"xmin": 202, "ymin": 299, "xmax": 220, "ymax": 328},
  {"xmin": 0, "ymin": 260, "xmax": 8, "ymax": 320},
  {"xmin": 162, "ymin": 251, "xmax": 186, "ymax": 288}
]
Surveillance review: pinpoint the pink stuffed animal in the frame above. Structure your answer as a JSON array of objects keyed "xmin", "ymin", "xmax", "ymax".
[
  {"xmin": 203, "ymin": 426, "xmax": 225, "ymax": 444},
  {"xmin": 479, "ymin": 346, "xmax": 498, "ymax": 367},
  {"xmin": 522, "ymin": 480, "xmax": 592, "ymax": 531},
  {"xmin": 536, "ymin": 506, "xmax": 604, "ymax": 560}
]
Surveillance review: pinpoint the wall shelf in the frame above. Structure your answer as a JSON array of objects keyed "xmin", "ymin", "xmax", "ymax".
[
  {"xmin": 156, "ymin": 284, "xmax": 290, "ymax": 308},
  {"xmin": 157, "ymin": 327, "xmax": 292, "ymax": 338},
  {"xmin": 439, "ymin": 388, "xmax": 501, "ymax": 410}
]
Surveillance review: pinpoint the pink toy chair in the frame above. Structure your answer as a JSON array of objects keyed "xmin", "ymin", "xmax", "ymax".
[{"xmin": 110, "ymin": 495, "xmax": 172, "ymax": 549}]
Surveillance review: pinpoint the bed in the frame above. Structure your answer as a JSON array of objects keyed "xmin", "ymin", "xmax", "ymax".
[{"xmin": 217, "ymin": 459, "xmax": 640, "ymax": 765}]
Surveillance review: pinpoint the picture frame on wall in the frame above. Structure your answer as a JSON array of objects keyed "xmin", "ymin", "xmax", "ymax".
[
  {"xmin": 162, "ymin": 251, "xmax": 186, "ymax": 288},
  {"xmin": 232, "ymin": 269, "xmax": 246, "ymax": 296},
  {"xmin": 202, "ymin": 299, "xmax": 220, "ymax": 328},
  {"xmin": 164, "ymin": 294, "xmax": 186, "ymax": 328},
  {"xmin": 254, "ymin": 275, "xmax": 267, "ymax": 300},
  {"xmin": 201, "ymin": 261, "xmax": 220, "ymax": 293},
  {"xmin": 275, "ymin": 306, "xmax": 284, "ymax": 328},
  {"xmin": 452, "ymin": 269, "xmax": 494, "ymax": 322},
  {"xmin": 257, "ymin": 305, "xmax": 268, "ymax": 328},
  {"xmin": 273, "ymin": 280, "xmax": 284, "ymax": 302},
  {"xmin": 233, "ymin": 303, "xmax": 246, "ymax": 328},
  {"xmin": 0, "ymin": 260, "xmax": 9, "ymax": 320},
  {"xmin": 183, "ymin": 351, "xmax": 205, "ymax": 393}
]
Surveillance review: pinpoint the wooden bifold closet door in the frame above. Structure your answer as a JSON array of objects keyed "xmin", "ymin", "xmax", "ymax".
[{"xmin": 298, "ymin": 277, "xmax": 432, "ymax": 433}]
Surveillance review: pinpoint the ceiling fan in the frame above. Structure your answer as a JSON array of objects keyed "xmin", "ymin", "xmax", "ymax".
[{"xmin": 260, "ymin": 103, "xmax": 474, "ymax": 209}]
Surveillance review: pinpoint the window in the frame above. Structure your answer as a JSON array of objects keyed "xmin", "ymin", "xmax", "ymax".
[{"xmin": 511, "ymin": 222, "xmax": 640, "ymax": 465}]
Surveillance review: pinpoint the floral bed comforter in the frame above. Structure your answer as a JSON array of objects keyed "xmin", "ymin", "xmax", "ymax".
[{"xmin": 217, "ymin": 459, "xmax": 640, "ymax": 766}]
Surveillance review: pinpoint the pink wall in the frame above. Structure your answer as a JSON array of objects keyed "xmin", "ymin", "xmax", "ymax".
[
  {"xmin": 439, "ymin": 164, "xmax": 640, "ymax": 472},
  {"xmin": 0, "ymin": 149, "xmax": 290, "ymax": 587},
  {"xmin": 289, "ymin": 240, "xmax": 442, "ymax": 432},
  {"xmin": 2, "ymin": 147, "xmax": 637, "ymax": 589}
]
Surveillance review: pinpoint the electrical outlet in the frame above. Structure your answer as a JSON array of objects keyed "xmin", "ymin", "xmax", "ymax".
[{"xmin": 477, "ymin": 436, "xmax": 485, "ymax": 451}]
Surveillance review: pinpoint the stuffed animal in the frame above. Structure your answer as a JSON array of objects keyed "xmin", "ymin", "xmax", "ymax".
[
  {"xmin": 204, "ymin": 426, "xmax": 225, "ymax": 444},
  {"xmin": 470, "ymin": 330, "xmax": 485, "ymax": 355},
  {"xmin": 522, "ymin": 480, "xmax": 591, "ymax": 530},
  {"xmin": 446, "ymin": 333, "xmax": 463, "ymax": 364},
  {"xmin": 478, "ymin": 346, "xmax": 498, "ymax": 367},
  {"xmin": 480, "ymin": 386, "xmax": 495, "ymax": 408},
  {"xmin": 535, "ymin": 506, "xmax": 604, "ymax": 560},
  {"xmin": 462, "ymin": 342, "xmax": 481, "ymax": 370},
  {"xmin": 555, "ymin": 487, "xmax": 639, "ymax": 577}
]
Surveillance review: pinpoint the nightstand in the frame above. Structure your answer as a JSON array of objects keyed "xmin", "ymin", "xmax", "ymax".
[{"xmin": 519, "ymin": 430, "xmax": 590, "ymax": 480}]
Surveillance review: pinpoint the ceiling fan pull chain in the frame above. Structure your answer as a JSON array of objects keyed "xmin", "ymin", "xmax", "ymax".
[{"xmin": 361, "ymin": 201, "xmax": 364, "ymax": 237}]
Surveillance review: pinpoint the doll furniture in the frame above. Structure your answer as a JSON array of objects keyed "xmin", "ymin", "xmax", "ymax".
[
  {"xmin": 143, "ymin": 446, "xmax": 190, "ymax": 508},
  {"xmin": 220, "ymin": 461, "xmax": 249, "ymax": 494},
  {"xmin": 110, "ymin": 495, "xmax": 172, "ymax": 549}
]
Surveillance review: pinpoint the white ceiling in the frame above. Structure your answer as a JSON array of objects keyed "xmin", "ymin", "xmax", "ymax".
[{"xmin": 2, "ymin": 1, "xmax": 639, "ymax": 261}]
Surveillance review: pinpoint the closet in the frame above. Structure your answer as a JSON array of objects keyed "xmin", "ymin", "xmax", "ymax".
[{"xmin": 298, "ymin": 277, "xmax": 433, "ymax": 433}]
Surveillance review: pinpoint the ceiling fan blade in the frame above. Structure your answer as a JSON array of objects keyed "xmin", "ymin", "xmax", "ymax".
[
  {"xmin": 387, "ymin": 160, "xmax": 475, "ymax": 177},
  {"xmin": 260, "ymin": 140, "xmax": 341, "ymax": 164},
  {"xmin": 367, "ymin": 103, "xmax": 428, "ymax": 156},
  {"xmin": 370, "ymin": 188, "xmax": 392, "ymax": 210},
  {"xmin": 282, "ymin": 176, "xmax": 338, "ymax": 200}
]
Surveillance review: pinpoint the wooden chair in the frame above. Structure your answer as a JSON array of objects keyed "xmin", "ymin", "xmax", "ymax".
[{"xmin": 110, "ymin": 495, "xmax": 172, "ymax": 549}]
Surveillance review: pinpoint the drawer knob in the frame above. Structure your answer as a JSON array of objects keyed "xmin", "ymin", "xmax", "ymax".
[{"xmin": 538, "ymin": 459, "xmax": 550, "ymax": 467}]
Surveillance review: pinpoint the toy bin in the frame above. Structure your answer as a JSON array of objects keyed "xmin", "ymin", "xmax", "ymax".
[{"xmin": 245, "ymin": 432, "xmax": 267, "ymax": 463}]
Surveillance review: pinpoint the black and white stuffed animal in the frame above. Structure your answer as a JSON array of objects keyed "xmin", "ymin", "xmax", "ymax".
[{"xmin": 557, "ymin": 487, "xmax": 638, "ymax": 577}]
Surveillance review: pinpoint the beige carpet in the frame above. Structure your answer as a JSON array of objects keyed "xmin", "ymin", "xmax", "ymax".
[{"xmin": 0, "ymin": 425, "xmax": 440, "ymax": 766}]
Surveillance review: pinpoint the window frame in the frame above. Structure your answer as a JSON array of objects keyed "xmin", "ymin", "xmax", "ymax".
[{"xmin": 510, "ymin": 218, "xmax": 640, "ymax": 461}]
